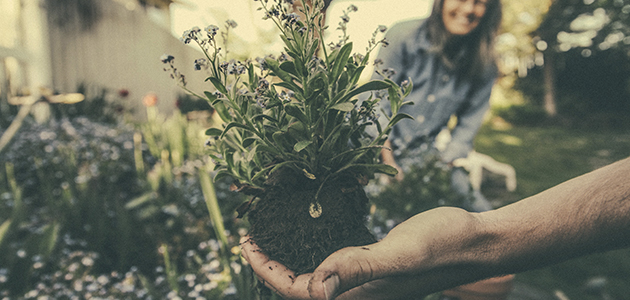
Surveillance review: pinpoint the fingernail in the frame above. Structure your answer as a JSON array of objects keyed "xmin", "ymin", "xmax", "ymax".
[{"xmin": 322, "ymin": 274, "xmax": 339, "ymax": 300}]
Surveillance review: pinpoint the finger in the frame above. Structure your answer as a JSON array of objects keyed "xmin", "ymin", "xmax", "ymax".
[
  {"xmin": 240, "ymin": 236, "xmax": 313, "ymax": 299},
  {"xmin": 310, "ymin": 262, "xmax": 428, "ymax": 300},
  {"xmin": 308, "ymin": 246, "xmax": 378, "ymax": 299}
]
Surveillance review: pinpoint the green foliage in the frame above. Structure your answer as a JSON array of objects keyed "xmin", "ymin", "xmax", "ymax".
[
  {"xmin": 164, "ymin": 0, "xmax": 411, "ymax": 193},
  {"xmin": 492, "ymin": 102, "xmax": 549, "ymax": 127},
  {"xmin": 537, "ymin": 0, "xmax": 630, "ymax": 54},
  {"xmin": 369, "ymin": 153, "xmax": 465, "ymax": 224},
  {"xmin": 0, "ymin": 92, "xmax": 255, "ymax": 298}
]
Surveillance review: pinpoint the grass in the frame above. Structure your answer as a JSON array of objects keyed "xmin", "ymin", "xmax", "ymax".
[{"xmin": 473, "ymin": 122, "xmax": 630, "ymax": 300}]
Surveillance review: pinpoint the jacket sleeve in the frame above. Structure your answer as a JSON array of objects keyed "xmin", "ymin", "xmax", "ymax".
[{"xmin": 441, "ymin": 73, "xmax": 496, "ymax": 163}]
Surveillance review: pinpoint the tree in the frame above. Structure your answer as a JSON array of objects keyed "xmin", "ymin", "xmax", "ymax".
[{"xmin": 534, "ymin": 0, "xmax": 630, "ymax": 118}]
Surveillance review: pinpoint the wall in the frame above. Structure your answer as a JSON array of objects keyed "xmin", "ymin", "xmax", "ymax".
[{"xmin": 47, "ymin": 0, "xmax": 208, "ymax": 119}]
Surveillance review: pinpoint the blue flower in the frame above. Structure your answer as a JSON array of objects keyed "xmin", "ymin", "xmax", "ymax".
[{"xmin": 160, "ymin": 54, "xmax": 174, "ymax": 64}]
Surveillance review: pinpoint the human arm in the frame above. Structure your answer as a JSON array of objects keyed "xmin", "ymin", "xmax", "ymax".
[{"xmin": 241, "ymin": 157, "xmax": 630, "ymax": 299}]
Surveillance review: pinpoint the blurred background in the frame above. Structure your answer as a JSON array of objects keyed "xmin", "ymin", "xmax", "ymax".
[{"xmin": 1, "ymin": 0, "xmax": 629, "ymax": 299}]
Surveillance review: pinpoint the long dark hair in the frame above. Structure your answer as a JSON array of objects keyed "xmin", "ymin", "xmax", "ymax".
[{"xmin": 426, "ymin": 0, "xmax": 502, "ymax": 80}]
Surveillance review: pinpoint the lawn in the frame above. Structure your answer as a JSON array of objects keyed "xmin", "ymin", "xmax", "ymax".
[{"xmin": 473, "ymin": 123, "xmax": 630, "ymax": 300}]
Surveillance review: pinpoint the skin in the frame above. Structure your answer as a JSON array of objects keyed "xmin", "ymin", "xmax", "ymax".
[
  {"xmin": 241, "ymin": 157, "xmax": 630, "ymax": 299},
  {"xmin": 441, "ymin": 0, "xmax": 488, "ymax": 36}
]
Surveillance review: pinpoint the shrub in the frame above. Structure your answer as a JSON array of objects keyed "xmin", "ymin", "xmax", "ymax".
[{"xmin": 0, "ymin": 93, "xmax": 252, "ymax": 299}]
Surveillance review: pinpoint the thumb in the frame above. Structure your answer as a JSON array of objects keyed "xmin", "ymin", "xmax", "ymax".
[{"xmin": 307, "ymin": 246, "xmax": 377, "ymax": 300}]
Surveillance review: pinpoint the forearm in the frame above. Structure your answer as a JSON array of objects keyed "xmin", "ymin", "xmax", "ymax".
[
  {"xmin": 480, "ymin": 156, "xmax": 630, "ymax": 274},
  {"xmin": 367, "ymin": 157, "xmax": 630, "ymax": 295}
]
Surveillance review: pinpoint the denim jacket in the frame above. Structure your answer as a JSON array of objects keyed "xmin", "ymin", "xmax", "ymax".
[{"xmin": 373, "ymin": 18, "xmax": 497, "ymax": 163}]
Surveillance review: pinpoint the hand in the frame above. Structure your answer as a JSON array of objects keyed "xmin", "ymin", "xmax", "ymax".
[
  {"xmin": 240, "ymin": 237, "xmax": 426, "ymax": 300},
  {"xmin": 241, "ymin": 207, "xmax": 479, "ymax": 299},
  {"xmin": 380, "ymin": 140, "xmax": 404, "ymax": 184}
]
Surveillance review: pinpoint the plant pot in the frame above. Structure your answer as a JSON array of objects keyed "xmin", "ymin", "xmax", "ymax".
[{"xmin": 441, "ymin": 274, "xmax": 515, "ymax": 300}]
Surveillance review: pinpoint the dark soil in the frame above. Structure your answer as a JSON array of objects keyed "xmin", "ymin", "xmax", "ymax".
[{"xmin": 246, "ymin": 169, "xmax": 377, "ymax": 275}]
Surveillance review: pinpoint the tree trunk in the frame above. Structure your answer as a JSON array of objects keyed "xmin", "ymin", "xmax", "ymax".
[{"xmin": 543, "ymin": 53, "xmax": 557, "ymax": 116}]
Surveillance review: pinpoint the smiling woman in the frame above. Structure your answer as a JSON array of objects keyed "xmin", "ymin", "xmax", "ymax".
[{"xmin": 441, "ymin": 0, "xmax": 488, "ymax": 36}]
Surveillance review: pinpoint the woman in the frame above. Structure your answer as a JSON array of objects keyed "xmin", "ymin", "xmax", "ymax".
[
  {"xmin": 376, "ymin": 0, "xmax": 502, "ymax": 212},
  {"xmin": 375, "ymin": 1, "xmax": 509, "ymax": 298}
]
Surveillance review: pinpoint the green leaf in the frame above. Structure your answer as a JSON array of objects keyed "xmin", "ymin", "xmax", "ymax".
[
  {"xmin": 307, "ymin": 39, "xmax": 319, "ymax": 60},
  {"xmin": 258, "ymin": 144, "xmax": 281, "ymax": 156},
  {"xmin": 220, "ymin": 122, "xmax": 252, "ymax": 139},
  {"xmin": 285, "ymin": 104, "xmax": 309, "ymax": 124},
  {"xmin": 287, "ymin": 121, "xmax": 308, "ymax": 140},
  {"xmin": 205, "ymin": 128, "xmax": 223, "ymax": 136},
  {"xmin": 349, "ymin": 66, "xmax": 365, "ymax": 86},
  {"xmin": 246, "ymin": 145, "xmax": 259, "ymax": 162},
  {"xmin": 0, "ymin": 219, "xmax": 11, "ymax": 248},
  {"xmin": 330, "ymin": 42, "xmax": 353, "ymax": 83},
  {"xmin": 40, "ymin": 222, "xmax": 60, "ymax": 258},
  {"xmin": 125, "ymin": 192, "xmax": 156, "ymax": 209},
  {"xmin": 280, "ymin": 35, "xmax": 297, "ymax": 54},
  {"xmin": 266, "ymin": 58, "xmax": 295, "ymax": 84},
  {"xmin": 272, "ymin": 132, "xmax": 291, "ymax": 150},
  {"xmin": 206, "ymin": 77, "xmax": 228, "ymax": 95},
  {"xmin": 274, "ymin": 82, "xmax": 304, "ymax": 94},
  {"xmin": 213, "ymin": 169, "xmax": 233, "ymax": 182},
  {"xmin": 269, "ymin": 160, "xmax": 306, "ymax": 175},
  {"xmin": 401, "ymin": 101, "xmax": 414, "ymax": 108},
  {"xmin": 251, "ymin": 165, "xmax": 274, "ymax": 182},
  {"xmin": 213, "ymin": 101, "xmax": 232, "ymax": 122},
  {"xmin": 337, "ymin": 80, "xmax": 392, "ymax": 105},
  {"xmin": 225, "ymin": 150, "xmax": 235, "ymax": 170},
  {"xmin": 280, "ymin": 61, "xmax": 300, "ymax": 79},
  {"xmin": 294, "ymin": 140, "xmax": 313, "ymax": 153},
  {"xmin": 331, "ymin": 102, "xmax": 355, "ymax": 112},
  {"xmin": 242, "ymin": 137, "xmax": 258, "ymax": 148},
  {"xmin": 248, "ymin": 62, "xmax": 258, "ymax": 89},
  {"xmin": 403, "ymin": 77, "xmax": 413, "ymax": 97},
  {"xmin": 370, "ymin": 164, "xmax": 399, "ymax": 175},
  {"xmin": 204, "ymin": 91, "xmax": 217, "ymax": 102},
  {"xmin": 336, "ymin": 71, "xmax": 349, "ymax": 94},
  {"xmin": 388, "ymin": 86, "xmax": 402, "ymax": 114},
  {"xmin": 388, "ymin": 113, "xmax": 414, "ymax": 128}
]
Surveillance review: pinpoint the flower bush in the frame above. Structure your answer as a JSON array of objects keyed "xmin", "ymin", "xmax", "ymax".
[
  {"xmin": 367, "ymin": 151, "xmax": 465, "ymax": 236},
  {"xmin": 162, "ymin": 0, "xmax": 413, "ymax": 195}
]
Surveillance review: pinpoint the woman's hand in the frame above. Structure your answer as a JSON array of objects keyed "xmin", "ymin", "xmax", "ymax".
[{"xmin": 380, "ymin": 139, "xmax": 404, "ymax": 183}]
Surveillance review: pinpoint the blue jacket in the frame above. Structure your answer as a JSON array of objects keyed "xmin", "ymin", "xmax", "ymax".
[{"xmin": 374, "ymin": 18, "xmax": 497, "ymax": 163}]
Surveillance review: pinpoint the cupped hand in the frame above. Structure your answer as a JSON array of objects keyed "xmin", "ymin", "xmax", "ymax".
[
  {"xmin": 240, "ymin": 236, "xmax": 425, "ymax": 300},
  {"xmin": 240, "ymin": 207, "xmax": 476, "ymax": 299}
]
